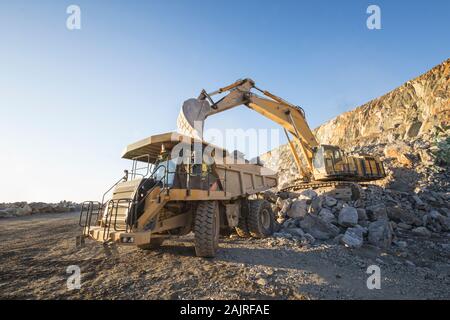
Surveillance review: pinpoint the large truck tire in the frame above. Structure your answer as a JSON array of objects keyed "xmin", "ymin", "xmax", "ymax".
[
  {"xmin": 247, "ymin": 200, "xmax": 275, "ymax": 238},
  {"xmin": 137, "ymin": 237, "xmax": 165, "ymax": 250},
  {"xmin": 194, "ymin": 201, "xmax": 220, "ymax": 257}
]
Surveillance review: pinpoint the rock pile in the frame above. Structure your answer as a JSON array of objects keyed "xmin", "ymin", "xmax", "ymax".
[
  {"xmin": 348, "ymin": 126, "xmax": 450, "ymax": 194},
  {"xmin": 268, "ymin": 185, "xmax": 450, "ymax": 249},
  {"xmin": 0, "ymin": 201, "xmax": 81, "ymax": 218}
]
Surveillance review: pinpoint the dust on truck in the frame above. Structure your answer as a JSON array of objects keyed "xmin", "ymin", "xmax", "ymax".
[{"xmin": 78, "ymin": 132, "xmax": 278, "ymax": 257}]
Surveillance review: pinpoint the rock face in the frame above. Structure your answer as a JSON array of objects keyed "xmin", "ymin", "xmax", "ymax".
[
  {"xmin": 314, "ymin": 59, "xmax": 449, "ymax": 150},
  {"xmin": 260, "ymin": 59, "xmax": 450, "ymax": 192}
]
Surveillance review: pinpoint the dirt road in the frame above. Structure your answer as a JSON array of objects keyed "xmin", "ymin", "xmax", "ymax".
[{"xmin": 0, "ymin": 212, "xmax": 449, "ymax": 299}]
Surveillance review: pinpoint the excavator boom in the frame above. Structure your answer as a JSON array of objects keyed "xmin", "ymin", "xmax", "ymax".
[
  {"xmin": 178, "ymin": 78, "xmax": 318, "ymax": 179},
  {"xmin": 177, "ymin": 78, "xmax": 385, "ymax": 185}
]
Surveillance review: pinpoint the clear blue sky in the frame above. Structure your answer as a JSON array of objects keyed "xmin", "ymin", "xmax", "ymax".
[{"xmin": 0, "ymin": 0, "xmax": 448, "ymax": 202}]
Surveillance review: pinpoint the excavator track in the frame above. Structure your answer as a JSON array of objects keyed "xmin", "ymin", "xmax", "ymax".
[{"xmin": 280, "ymin": 179, "xmax": 366, "ymax": 200}]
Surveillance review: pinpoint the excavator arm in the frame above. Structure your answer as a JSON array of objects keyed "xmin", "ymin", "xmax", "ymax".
[{"xmin": 177, "ymin": 78, "xmax": 319, "ymax": 181}]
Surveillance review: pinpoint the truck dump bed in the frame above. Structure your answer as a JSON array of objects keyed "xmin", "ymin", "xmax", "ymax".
[{"xmin": 121, "ymin": 131, "xmax": 277, "ymax": 198}]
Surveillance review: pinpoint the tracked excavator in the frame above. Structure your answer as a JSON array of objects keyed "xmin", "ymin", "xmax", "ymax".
[{"xmin": 177, "ymin": 78, "xmax": 385, "ymax": 198}]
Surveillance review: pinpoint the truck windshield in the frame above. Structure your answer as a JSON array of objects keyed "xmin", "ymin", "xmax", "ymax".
[{"xmin": 153, "ymin": 157, "xmax": 178, "ymax": 186}]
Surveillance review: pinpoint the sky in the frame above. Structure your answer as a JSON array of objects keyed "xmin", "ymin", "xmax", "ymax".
[{"xmin": 0, "ymin": 0, "xmax": 449, "ymax": 202}]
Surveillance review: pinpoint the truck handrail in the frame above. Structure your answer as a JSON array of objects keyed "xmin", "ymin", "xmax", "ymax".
[
  {"xmin": 130, "ymin": 154, "xmax": 151, "ymax": 179},
  {"xmin": 101, "ymin": 174, "xmax": 128, "ymax": 207}
]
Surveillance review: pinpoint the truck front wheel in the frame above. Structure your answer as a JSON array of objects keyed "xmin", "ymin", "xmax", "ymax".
[{"xmin": 194, "ymin": 201, "xmax": 220, "ymax": 257}]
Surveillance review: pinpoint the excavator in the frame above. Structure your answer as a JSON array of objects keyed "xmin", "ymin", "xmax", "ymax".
[{"xmin": 177, "ymin": 78, "xmax": 386, "ymax": 198}]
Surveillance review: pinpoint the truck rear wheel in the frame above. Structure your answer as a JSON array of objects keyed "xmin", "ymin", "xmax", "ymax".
[
  {"xmin": 137, "ymin": 237, "xmax": 164, "ymax": 250},
  {"xmin": 248, "ymin": 200, "xmax": 275, "ymax": 238},
  {"xmin": 194, "ymin": 201, "xmax": 220, "ymax": 258}
]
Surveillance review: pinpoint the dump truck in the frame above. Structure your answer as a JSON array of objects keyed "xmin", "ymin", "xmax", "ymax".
[
  {"xmin": 78, "ymin": 132, "xmax": 278, "ymax": 257},
  {"xmin": 177, "ymin": 78, "xmax": 386, "ymax": 198}
]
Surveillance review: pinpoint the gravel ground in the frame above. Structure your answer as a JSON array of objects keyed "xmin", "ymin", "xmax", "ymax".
[{"xmin": 0, "ymin": 212, "xmax": 449, "ymax": 300}]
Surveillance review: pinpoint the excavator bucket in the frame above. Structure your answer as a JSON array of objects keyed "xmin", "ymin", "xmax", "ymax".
[{"xmin": 177, "ymin": 98, "xmax": 211, "ymax": 139}]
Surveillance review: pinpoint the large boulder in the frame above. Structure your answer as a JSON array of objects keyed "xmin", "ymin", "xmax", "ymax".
[
  {"xmin": 278, "ymin": 198, "xmax": 292, "ymax": 218},
  {"xmin": 423, "ymin": 211, "xmax": 450, "ymax": 232},
  {"xmin": 341, "ymin": 227, "xmax": 364, "ymax": 248},
  {"xmin": 298, "ymin": 189, "xmax": 318, "ymax": 200},
  {"xmin": 310, "ymin": 196, "xmax": 324, "ymax": 214},
  {"xmin": 338, "ymin": 207, "xmax": 358, "ymax": 227},
  {"xmin": 366, "ymin": 204, "xmax": 388, "ymax": 221},
  {"xmin": 299, "ymin": 214, "xmax": 340, "ymax": 240},
  {"xmin": 367, "ymin": 220, "xmax": 393, "ymax": 248},
  {"xmin": 287, "ymin": 199, "xmax": 309, "ymax": 219},
  {"xmin": 324, "ymin": 196, "xmax": 337, "ymax": 207},
  {"xmin": 387, "ymin": 206, "xmax": 421, "ymax": 226},
  {"xmin": 318, "ymin": 208, "xmax": 337, "ymax": 224}
]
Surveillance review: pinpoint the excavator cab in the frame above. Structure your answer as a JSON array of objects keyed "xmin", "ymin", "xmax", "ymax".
[
  {"xmin": 312, "ymin": 145, "xmax": 355, "ymax": 180},
  {"xmin": 312, "ymin": 144, "xmax": 385, "ymax": 181}
]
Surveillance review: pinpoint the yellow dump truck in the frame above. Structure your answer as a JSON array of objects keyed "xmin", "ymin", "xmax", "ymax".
[{"xmin": 78, "ymin": 132, "xmax": 277, "ymax": 257}]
